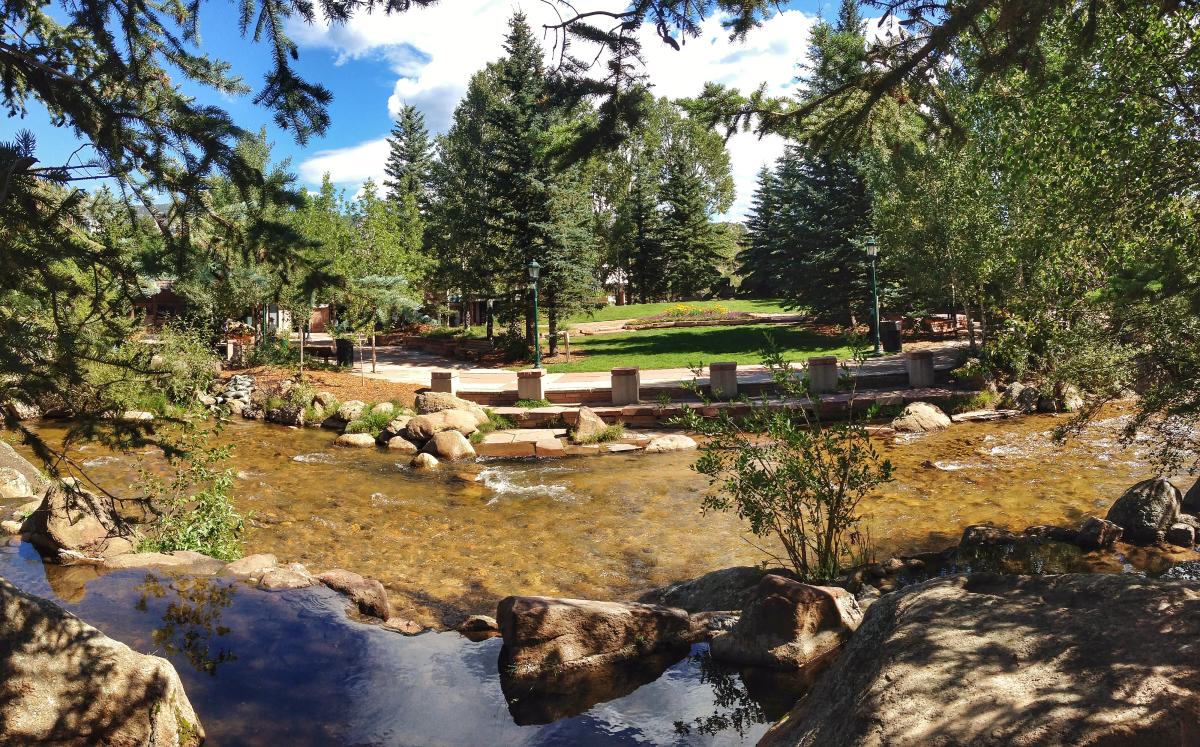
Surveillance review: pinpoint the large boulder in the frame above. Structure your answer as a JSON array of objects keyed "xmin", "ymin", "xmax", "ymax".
[
  {"xmin": 571, "ymin": 406, "xmax": 608, "ymax": 444},
  {"xmin": 21, "ymin": 480, "xmax": 135, "ymax": 559},
  {"xmin": 318, "ymin": 569, "xmax": 390, "ymax": 620},
  {"xmin": 0, "ymin": 577, "xmax": 204, "ymax": 745},
  {"xmin": 422, "ymin": 430, "xmax": 476, "ymax": 461},
  {"xmin": 0, "ymin": 440, "xmax": 48, "ymax": 499},
  {"xmin": 100, "ymin": 551, "xmax": 224, "ymax": 574},
  {"xmin": 496, "ymin": 595, "xmax": 694, "ymax": 679},
  {"xmin": 760, "ymin": 573, "xmax": 1200, "ymax": 747},
  {"xmin": 4, "ymin": 399, "xmax": 41, "ymax": 421},
  {"xmin": 404, "ymin": 410, "xmax": 479, "ymax": 440},
  {"xmin": 709, "ymin": 575, "xmax": 863, "ymax": 670},
  {"xmin": 1105, "ymin": 477, "xmax": 1181, "ymax": 544},
  {"xmin": 0, "ymin": 467, "xmax": 34, "ymax": 500},
  {"xmin": 890, "ymin": 401, "xmax": 952, "ymax": 433},
  {"xmin": 1077, "ymin": 516, "xmax": 1123, "ymax": 549},
  {"xmin": 640, "ymin": 566, "xmax": 773, "ymax": 613},
  {"xmin": 998, "ymin": 381, "xmax": 1039, "ymax": 413},
  {"xmin": 1183, "ymin": 478, "xmax": 1200, "ymax": 515}
]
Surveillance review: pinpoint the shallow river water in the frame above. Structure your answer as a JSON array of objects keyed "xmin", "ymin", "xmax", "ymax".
[{"xmin": 0, "ymin": 405, "xmax": 1186, "ymax": 745}]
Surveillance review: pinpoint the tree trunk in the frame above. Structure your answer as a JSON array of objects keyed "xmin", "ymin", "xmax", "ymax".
[
  {"xmin": 964, "ymin": 297, "xmax": 977, "ymax": 355},
  {"xmin": 978, "ymin": 290, "xmax": 988, "ymax": 347},
  {"xmin": 485, "ymin": 299, "xmax": 494, "ymax": 341},
  {"xmin": 299, "ymin": 323, "xmax": 306, "ymax": 379},
  {"xmin": 548, "ymin": 303, "xmax": 558, "ymax": 357},
  {"xmin": 371, "ymin": 332, "xmax": 377, "ymax": 374}
]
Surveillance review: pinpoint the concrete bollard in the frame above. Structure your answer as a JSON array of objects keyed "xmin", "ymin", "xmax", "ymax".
[
  {"xmin": 611, "ymin": 367, "xmax": 641, "ymax": 405},
  {"xmin": 709, "ymin": 361, "xmax": 738, "ymax": 399},
  {"xmin": 906, "ymin": 350, "xmax": 935, "ymax": 388},
  {"xmin": 431, "ymin": 369, "xmax": 459, "ymax": 395},
  {"xmin": 517, "ymin": 368, "xmax": 546, "ymax": 402},
  {"xmin": 806, "ymin": 356, "xmax": 839, "ymax": 394}
]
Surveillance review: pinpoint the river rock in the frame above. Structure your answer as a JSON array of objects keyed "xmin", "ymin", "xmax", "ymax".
[
  {"xmin": 226, "ymin": 399, "xmax": 247, "ymax": 416},
  {"xmin": 999, "ymin": 381, "xmax": 1040, "ymax": 413},
  {"xmin": 1166, "ymin": 523, "xmax": 1196, "ymax": 548},
  {"xmin": 1076, "ymin": 516, "xmax": 1123, "ymax": 549},
  {"xmin": 266, "ymin": 404, "xmax": 305, "ymax": 427},
  {"xmin": 314, "ymin": 391, "xmax": 337, "ymax": 408},
  {"xmin": 369, "ymin": 402, "xmax": 395, "ymax": 417},
  {"xmin": 258, "ymin": 562, "xmax": 317, "ymax": 590},
  {"xmin": 21, "ymin": 481, "xmax": 135, "ymax": 559},
  {"xmin": 1058, "ymin": 383, "xmax": 1084, "ymax": 412},
  {"xmin": 415, "ymin": 391, "xmax": 486, "ymax": 420},
  {"xmin": 386, "ymin": 435, "xmax": 419, "ymax": 453},
  {"xmin": 0, "ymin": 466, "xmax": 34, "ymax": 500},
  {"xmin": 0, "ymin": 441, "xmax": 47, "ymax": 498},
  {"xmin": 709, "ymin": 575, "xmax": 863, "ymax": 670},
  {"xmin": 101, "ymin": 551, "xmax": 223, "ymax": 574},
  {"xmin": 571, "ymin": 406, "xmax": 608, "ymax": 443},
  {"xmin": 457, "ymin": 614, "xmax": 500, "ymax": 638},
  {"xmin": 1183, "ymin": 478, "xmax": 1200, "ymax": 514},
  {"xmin": 759, "ymin": 573, "xmax": 1200, "ymax": 747},
  {"xmin": 422, "ymin": 430, "xmax": 476, "ymax": 460},
  {"xmin": 644, "ymin": 434, "xmax": 698, "ymax": 453},
  {"xmin": 336, "ymin": 400, "xmax": 367, "ymax": 422},
  {"xmin": 890, "ymin": 401, "xmax": 951, "ymax": 433},
  {"xmin": 496, "ymin": 595, "xmax": 694, "ymax": 679},
  {"xmin": 404, "ymin": 410, "xmax": 479, "ymax": 440},
  {"xmin": 383, "ymin": 617, "xmax": 424, "ymax": 635},
  {"xmin": 4, "ymin": 399, "xmax": 41, "ymax": 420},
  {"xmin": 1105, "ymin": 477, "xmax": 1181, "ymax": 544},
  {"xmin": 640, "ymin": 566, "xmax": 772, "ymax": 612},
  {"xmin": 119, "ymin": 410, "xmax": 154, "ymax": 422},
  {"xmin": 960, "ymin": 523, "xmax": 1018, "ymax": 546},
  {"xmin": 379, "ymin": 416, "xmax": 413, "ymax": 441},
  {"xmin": 410, "ymin": 453, "xmax": 439, "ymax": 470},
  {"xmin": 334, "ymin": 433, "xmax": 377, "ymax": 448},
  {"xmin": 318, "ymin": 569, "xmax": 390, "ymax": 620},
  {"xmin": 1, "ymin": 519, "xmax": 22, "ymax": 534},
  {"xmin": 0, "ymin": 577, "xmax": 204, "ymax": 745},
  {"xmin": 221, "ymin": 553, "xmax": 277, "ymax": 578}
]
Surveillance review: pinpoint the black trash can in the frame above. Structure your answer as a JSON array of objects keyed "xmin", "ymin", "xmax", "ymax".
[
  {"xmin": 335, "ymin": 338, "xmax": 355, "ymax": 367},
  {"xmin": 880, "ymin": 320, "xmax": 903, "ymax": 353}
]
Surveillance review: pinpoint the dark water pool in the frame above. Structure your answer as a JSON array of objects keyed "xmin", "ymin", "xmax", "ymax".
[{"xmin": 0, "ymin": 540, "xmax": 804, "ymax": 746}]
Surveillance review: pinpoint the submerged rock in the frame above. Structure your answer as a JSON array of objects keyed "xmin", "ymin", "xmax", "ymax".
[
  {"xmin": 1105, "ymin": 477, "xmax": 1181, "ymax": 544},
  {"xmin": 643, "ymin": 434, "xmax": 698, "ymax": 453},
  {"xmin": 410, "ymin": 453, "xmax": 439, "ymax": 470},
  {"xmin": 221, "ymin": 553, "xmax": 277, "ymax": 578},
  {"xmin": 709, "ymin": 575, "xmax": 863, "ymax": 670},
  {"xmin": 383, "ymin": 617, "xmax": 424, "ymax": 635},
  {"xmin": 456, "ymin": 614, "xmax": 500, "ymax": 639},
  {"xmin": 960, "ymin": 523, "xmax": 1018, "ymax": 546},
  {"xmin": 759, "ymin": 573, "xmax": 1200, "ymax": 747},
  {"xmin": 318, "ymin": 568, "xmax": 390, "ymax": 620},
  {"xmin": 385, "ymin": 435, "xmax": 419, "ymax": 453},
  {"xmin": 0, "ymin": 577, "xmax": 204, "ymax": 745},
  {"xmin": 496, "ymin": 595, "xmax": 694, "ymax": 679},
  {"xmin": 890, "ymin": 401, "xmax": 951, "ymax": 433}
]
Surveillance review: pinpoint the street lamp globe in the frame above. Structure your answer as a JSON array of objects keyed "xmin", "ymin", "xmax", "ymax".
[
  {"xmin": 865, "ymin": 236, "xmax": 879, "ymax": 258},
  {"xmin": 527, "ymin": 259, "xmax": 541, "ymax": 281}
]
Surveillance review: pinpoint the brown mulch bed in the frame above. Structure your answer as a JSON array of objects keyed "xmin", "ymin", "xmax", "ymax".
[{"xmin": 222, "ymin": 365, "xmax": 423, "ymax": 408}]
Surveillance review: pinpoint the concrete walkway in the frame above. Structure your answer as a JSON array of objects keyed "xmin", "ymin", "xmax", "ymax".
[{"xmin": 351, "ymin": 339, "xmax": 969, "ymax": 399}]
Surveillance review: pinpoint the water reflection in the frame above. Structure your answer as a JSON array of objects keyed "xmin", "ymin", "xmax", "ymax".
[
  {"xmin": 135, "ymin": 575, "xmax": 237, "ymax": 675},
  {"xmin": 673, "ymin": 650, "xmax": 826, "ymax": 740}
]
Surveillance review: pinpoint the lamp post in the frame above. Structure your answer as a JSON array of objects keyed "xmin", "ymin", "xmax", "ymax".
[
  {"xmin": 527, "ymin": 259, "xmax": 541, "ymax": 368},
  {"xmin": 866, "ymin": 236, "xmax": 882, "ymax": 357}
]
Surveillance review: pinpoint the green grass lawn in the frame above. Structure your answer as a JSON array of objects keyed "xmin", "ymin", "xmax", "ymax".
[
  {"xmin": 543, "ymin": 323, "xmax": 854, "ymax": 373},
  {"xmin": 559, "ymin": 298, "xmax": 797, "ymax": 326}
]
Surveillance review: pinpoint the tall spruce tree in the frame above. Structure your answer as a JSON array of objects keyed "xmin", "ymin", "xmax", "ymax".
[
  {"xmin": 488, "ymin": 12, "xmax": 556, "ymax": 339},
  {"xmin": 383, "ymin": 104, "xmax": 434, "ymax": 210},
  {"xmin": 738, "ymin": 165, "xmax": 783, "ymax": 296},
  {"xmin": 658, "ymin": 134, "xmax": 727, "ymax": 299}
]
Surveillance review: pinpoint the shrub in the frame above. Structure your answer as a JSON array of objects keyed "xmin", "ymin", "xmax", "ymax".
[
  {"xmin": 150, "ymin": 322, "xmax": 220, "ymax": 406},
  {"xmin": 514, "ymin": 398, "xmax": 552, "ymax": 408},
  {"xmin": 470, "ymin": 411, "xmax": 515, "ymax": 443},
  {"xmin": 679, "ymin": 343, "xmax": 893, "ymax": 581},
  {"xmin": 344, "ymin": 407, "xmax": 395, "ymax": 437},
  {"xmin": 136, "ymin": 427, "xmax": 244, "ymax": 561}
]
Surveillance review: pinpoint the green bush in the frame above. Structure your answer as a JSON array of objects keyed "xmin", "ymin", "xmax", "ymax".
[
  {"xmin": 514, "ymin": 398, "xmax": 552, "ymax": 408},
  {"xmin": 344, "ymin": 407, "xmax": 395, "ymax": 437},
  {"xmin": 470, "ymin": 411, "xmax": 515, "ymax": 443},
  {"xmin": 150, "ymin": 322, "xmax": 220, "ymax": 406},
  {"xmin": 136, "ymin": 429, "xmax": 244, "ymax": 561}
]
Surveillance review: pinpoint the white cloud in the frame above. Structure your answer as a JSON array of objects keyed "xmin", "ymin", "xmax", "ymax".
[{"xmin": 290, "ymin": 3, "xmax": 821, "ymax": 218}]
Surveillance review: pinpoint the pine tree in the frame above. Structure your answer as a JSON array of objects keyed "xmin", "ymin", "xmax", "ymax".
[
  {"xmin": 658, "ymin": 135, "xmax": 726, "ymax": 299},
  {"xmin": 739, "ymin": 165, "xmax": 783, "ymax": 296},
  {"xmin": 542, "ymin": 166, "xmax": 600, "ymax": 355},
  {"xmin": 383, "ymin": 105, "xmax": 434, "ymax": 210},
  {"xmin": 488, "ymin": 12, "xmax": 556, "ymax": 338}
]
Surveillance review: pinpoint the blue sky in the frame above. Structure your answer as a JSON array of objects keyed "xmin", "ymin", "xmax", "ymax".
[{"xmin": 9, "ymin": 0, "xmax": 845, "ymax": 218}]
